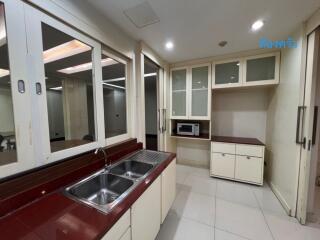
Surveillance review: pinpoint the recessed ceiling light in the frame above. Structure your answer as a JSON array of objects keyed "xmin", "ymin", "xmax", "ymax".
[
  {"xmin": 251, "ymin": 20, "xmax": 264, "ymax": 32},
  {"xmin": 165, "ymin": 41, "xmax": 174, "ymax": 50}
]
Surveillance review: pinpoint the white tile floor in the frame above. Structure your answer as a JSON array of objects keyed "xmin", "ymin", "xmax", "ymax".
[{"xmin": 156, "ymin": 164, "xmax": 320, "ymax": 240}]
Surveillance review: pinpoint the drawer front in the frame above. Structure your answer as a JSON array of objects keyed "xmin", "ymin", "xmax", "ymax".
[
  {"xmin": 236, "ymin": 144, "xmax": 264, "ymax": 157},
  {"xmin": 211, "ymin": 153, "xmax": 235, "ymax": 178},
  {"xmin": 235, "ymin": 155, "xmax": 263, "ymax": 184},
  {"xmin": 211, "ymin": 142, "xmax": 236, "ymax": 154}
]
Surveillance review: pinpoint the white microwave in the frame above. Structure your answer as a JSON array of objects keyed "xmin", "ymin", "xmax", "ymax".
[{"xmin": 177, "ymin": 123, "xmax": 200, "ymax": 136}]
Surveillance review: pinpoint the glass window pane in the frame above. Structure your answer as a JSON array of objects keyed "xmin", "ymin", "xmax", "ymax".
[
  {"xmin": 215, "ymin": 61, "xmax": 240, "ymax": 84},
  {"xmin": 246, "ymin": 56, "xmax": 276, "ymax": 82},
  {"xmin": 0, "ymin": 3, "xmax": 17, "ymax": 166},
  {"xmin": 41, "ymin": 23, "xmax": 96, "ymax": 152},
  {"xmin": 101, "ymin": 53, "xmax": 127, "ymax": 139}
]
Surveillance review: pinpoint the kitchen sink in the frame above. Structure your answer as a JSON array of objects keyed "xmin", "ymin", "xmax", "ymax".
[
  {"xmin": 65, "ymin": 172, "xmax": 134, "ymax": 210},
  {"xmin": 109, "ymin": 160, "xmax": 153, "ymax": 179},
  {"xmin": 64, "ymin": 150, "xmax": 170, "ymax": 213}
]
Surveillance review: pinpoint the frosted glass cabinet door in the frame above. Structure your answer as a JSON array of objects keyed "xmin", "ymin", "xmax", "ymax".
[
  {"xmin": 171, "ymin": 69, "xmax": 187, "ymax": 118},
  {"xmin": 190, "ymin": 65, "xmax": 210, "ymax": 119},
  {"xmin": 244, "ymin": 53, "xmax": 280, "ymax": 86},
  {"xmin": 213, "ymin": 61, "xmax": 241, "ymax": 88}
]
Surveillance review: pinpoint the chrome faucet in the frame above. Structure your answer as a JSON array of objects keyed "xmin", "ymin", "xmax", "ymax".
[{"xmin": 94, "ymin": 147, "xmax": 109, "ymax": 169}]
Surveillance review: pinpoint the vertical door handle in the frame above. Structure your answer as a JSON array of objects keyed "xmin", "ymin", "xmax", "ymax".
[
  {"xmin": 158, "ymin": 109, "xmax": 162, "ymax": 133},
  {"xmin": 162, "ymin": 108, "xmax": 167, "ymax": 132},
  {"xmin": 312, "ymin": 106, "xmax": 318, "ymax": 145},
  {"xmin": 296, "ymin": 106, "xmax": 306, "ymax": 148}
]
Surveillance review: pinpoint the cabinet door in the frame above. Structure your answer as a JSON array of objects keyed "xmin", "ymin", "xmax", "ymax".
[
  {"xmin": 131, "ymin": 177, "xmax": 161, "ymax": 240},
  {"xmin": 190, "ymin": 64, "xmax": 211, "ymax": 120},
  {"xmin": 161, "ymin": 159, "xmax": 176, "ymax": 223},
  {"xmin": 243, "ymin": 53, "xmax": 280, "ymax": 86},
  {"xmin": 101, "ymin": 210, "xmax": 130, "ymax": 240},
  {"xmin": 235, "ymin": 155, "xmax": 263, "ymax": 184},
  {"xmin": 213, "ymin": 59, "xmax": 242, "ymax": 89},
  {"xmin": 170, "ymin": 68, "xmax": 188, "ymax": 119},
  {"xmin": 24, "ymin": 5, "xmax": 104, "ymax": 164},
  {"xmin": 0, "ymin": 0, "xmax": 35, "ymax": 178},
  {"xmin": 210, "ymin": 153, "xmax": 235, "ymax": 179}
]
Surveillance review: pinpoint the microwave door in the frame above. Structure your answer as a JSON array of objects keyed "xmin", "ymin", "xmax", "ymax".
[{"xmin": 178, "ymin": 125, "xmax": 194, "ymax": 135}]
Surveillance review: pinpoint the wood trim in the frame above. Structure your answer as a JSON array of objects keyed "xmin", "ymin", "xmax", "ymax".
[{"xmin": 0, "ymin": 138, "xmax": 141, "ymax": 217}]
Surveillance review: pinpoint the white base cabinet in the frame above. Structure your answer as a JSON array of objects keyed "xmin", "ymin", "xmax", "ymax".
[
  {"xmin": 100, "ymin": 159, "xmax": 177, "ymax": 240},
  {"xmin": 161, "ymin": 159, "xmax": 176, "ymax": 223},
  {"xmin": 131, "ymin": 177, "xmax": 161, "ymax": 240},
  {"xmin": 210, "ymin": 141, "xmax": 265, "ymax": 185},
  {"xmin": 101, "ymin": 210, "xmax": 131, "ymax": 240}
]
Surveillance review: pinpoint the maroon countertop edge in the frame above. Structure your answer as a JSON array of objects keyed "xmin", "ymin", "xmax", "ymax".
[
  {"xmin": 212, "ymin": 135, "xmax": 265, "ymax": 146},
  {"xmin": 0, "ymin": 149, "xmax": 176, "ymax": 240}
]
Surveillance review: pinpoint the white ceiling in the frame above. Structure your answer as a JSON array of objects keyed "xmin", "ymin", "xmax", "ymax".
[{"xmin": 87, "ymin": 0, "xmax": 320, "ymax": 63}]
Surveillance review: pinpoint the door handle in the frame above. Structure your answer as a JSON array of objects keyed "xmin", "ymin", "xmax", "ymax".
[
  {"xmin": 162, "ymin": 108, "xmax": 167, "ymax": 133},
  {"xmin": 312, "ymin": 106, "xmax": 318, "ymax": 145},
  {"xmin": 296, "ymin": 106, "xmax": 306, "ymax": 148}
]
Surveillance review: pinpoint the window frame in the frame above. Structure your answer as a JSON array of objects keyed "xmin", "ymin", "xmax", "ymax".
[
  {"xmin": 24, "ymin": 4, "xmax": 105, "ymax": 165},
  {"xmin": 101, "ymin": 49, "xmax": 132, "ymax": 146}
]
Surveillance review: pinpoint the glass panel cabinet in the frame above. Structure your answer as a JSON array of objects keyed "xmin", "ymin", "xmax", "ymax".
[
  {"xmin": 170, "ymin": 64, "xmax": 211, "ymax": 120},
  {"xmin": 213, "ymin": 60, "xmax": 242, "ymax": 88},
  {"xmin": 243, "ymin": 53, "xmax": 280, "ymax": 86},
  {"xmin": 171, "ymin": 68, "xmax": 187, "ymax": 118},
  {"xmin": 190, "ymin": 65, "xmax": 210, "ymax": 119}
]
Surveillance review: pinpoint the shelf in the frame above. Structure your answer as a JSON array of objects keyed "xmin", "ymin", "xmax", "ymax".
[
  {"xmin": 172, "ymin": 89, "xmax": 186, "ymax": 93},
  {"xmin": 171, "ymin": 133, "xmax": 210, "ymax": 141},
  {"xmin": 192, "ymin": 88, "xmax": 208, "ymax": 91}
]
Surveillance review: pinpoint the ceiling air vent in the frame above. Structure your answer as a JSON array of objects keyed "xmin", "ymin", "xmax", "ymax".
[{"xmin": 124, "ymin": 1, "xmax": 160, "ymax": 28}]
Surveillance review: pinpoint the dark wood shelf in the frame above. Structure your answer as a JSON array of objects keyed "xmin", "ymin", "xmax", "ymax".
[
  {"xmin": 211, "ymin": 135, "xmax": 264, "ymax": 146},
  {"xmin": 171, "ymin": 133, "xmax": 210, "ymax": 140}
]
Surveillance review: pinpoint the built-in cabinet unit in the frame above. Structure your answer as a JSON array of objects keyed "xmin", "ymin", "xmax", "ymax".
[
  {"xmin": 170, "ymin": 64, "xmax": 211, "ymax": 120},
  {"xmin": 161, "ymin": 159, "xmax": 176, "ymax": 223},
  {"xmin": 211, "ymin": 141, "xmax": 265, "ymax": 185},
  {"xmin": 101, "ymin": 159, "xmax": 176, "ymax": 240},
  {"xmin": 212, "ymin": 52, "xmax": 280, "ymax": 89}
]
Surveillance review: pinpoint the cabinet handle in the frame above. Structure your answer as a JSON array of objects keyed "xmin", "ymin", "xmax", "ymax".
[
  {"xmin": 36, "ymin": 82, "xmax": 42, "ymax": 95},
  {"xmin": 247, "ymin": 156, "xmax": 251, "ymax": 159},
  {"xmin": 312, "ymin": 106, "xmax": 318, "ymax": 145},
  {"xmin": 18, "ymin": 80, "xmax": 25, "ymax": 93},
  {"xmin": 296, "ymin": 106, "xmax": 306, "ymax": 148},
  {"xmin": 221, "ymin": 153, "xmax": 225, "ymax": 157}
]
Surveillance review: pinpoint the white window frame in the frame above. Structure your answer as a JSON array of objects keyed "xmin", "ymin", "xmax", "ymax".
[
  {"xmin": 0, "ymin": 0, "xmax": 37, "ymax": 178},
  {"xmin": 102, "ymin": 49, "xmax": 132, "ymax": 146},
  {"xmin": 24, "ymin": 4, "xmax": 105, "ymax": 165}
]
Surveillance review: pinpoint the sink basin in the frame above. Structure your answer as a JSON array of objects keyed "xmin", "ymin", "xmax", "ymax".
[
  {"xmin": 109, "ymin": 160, "xmax": 153, "ymax": 179},
  {"xmin": 65, "ymin": 173, "xmax": 134, "ymax": 208}
]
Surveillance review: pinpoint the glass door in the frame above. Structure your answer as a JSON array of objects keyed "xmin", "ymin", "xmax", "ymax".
[
  {"xmin": 213, "ymin": 59, "xmax": 242, "ymax": 89},
  {"xmin": 24, "ymin": 5, "xmax": 104, "ymax": 164},
  {"xmin": 0, "ymin": 0, "xmax": 35, "ymax": 178},
  {"xmin": 189, "ymin": 64, "xmax": 211, "ymax": 120},
  {"xmin": 170, "ymin": 68, "xmax": 188, "ymax": 119}
]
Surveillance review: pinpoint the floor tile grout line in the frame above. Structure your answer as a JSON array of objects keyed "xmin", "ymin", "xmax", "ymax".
[
  {"xmin": 178, "ymin": 214, "xmax": 215, "ymax": 228},
  {"xmin": 252, "ymin": 189, "xmax": 276, "ymax": 240},
  {"xmin": 214, "ymin": 226, "xmax": 253, "ymax": 240}
]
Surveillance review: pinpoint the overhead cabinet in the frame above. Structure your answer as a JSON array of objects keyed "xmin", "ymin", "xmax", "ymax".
[
  {"xmin": 212, "ymin": 52, "xmax": 280, "ymax": 89},
  {"xmin": 170, "ymin": 64, "xmax": 211, "ymax": 120}
]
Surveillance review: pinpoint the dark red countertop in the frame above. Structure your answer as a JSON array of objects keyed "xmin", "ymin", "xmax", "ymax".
[
  {"xmin": 212, "ymin": 135, "xmax": 265, "ymax": 146},
  {"xmin": 0, "ymin": 151, "xmax": 176, "ymax": 240}
]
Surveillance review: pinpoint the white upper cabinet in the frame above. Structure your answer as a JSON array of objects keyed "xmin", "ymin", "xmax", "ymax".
[
  {"xmin": 170, "ymin": 64, "xmax": 211, "ymax": 120},
  {"xmin": 171, "ymin": 68, "xmax": 188, "ymax": 119},
  {"xmin": 243, "ymin": 52, "xmax": 280, "ymax": 86},
  {"xmin": 212, "ymin": 59, "xmax": 243, "ymax": 89},
  {"xmin": 212, "ymin": 52, "xmax": 280, "ymax": 89},
  {"xmin": 0, "ymin": 0, "xmax": 35, "ymax": 178}
]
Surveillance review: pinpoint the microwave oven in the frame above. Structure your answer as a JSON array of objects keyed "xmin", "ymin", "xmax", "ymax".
[{"xmin": 177, "ymin": 123, "xmax": 200, "ymax": 136}]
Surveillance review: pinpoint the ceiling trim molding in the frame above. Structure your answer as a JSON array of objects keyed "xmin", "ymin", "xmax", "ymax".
[{"xmin": 138, "ymin": 41, "xmax": 167, "ymax": 68}]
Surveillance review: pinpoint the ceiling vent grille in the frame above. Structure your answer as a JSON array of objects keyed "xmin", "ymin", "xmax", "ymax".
[{"xmin": 124, "ymin": 1, "xmax": 160, "ymax": 28}]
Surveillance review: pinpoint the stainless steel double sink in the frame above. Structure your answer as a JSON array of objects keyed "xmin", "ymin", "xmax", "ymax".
[{"xmin": 64, "ymin": 150, "xmax": 170, "ymax": 213}]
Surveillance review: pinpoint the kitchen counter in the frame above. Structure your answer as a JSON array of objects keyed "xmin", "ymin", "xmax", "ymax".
[
  {"xmin": 211, "ymin": 135, "xmax": 264, "ymax": 146},
  {"xmin": 0, "ymin": 150, "xmax": 176, "ymax": 240}
]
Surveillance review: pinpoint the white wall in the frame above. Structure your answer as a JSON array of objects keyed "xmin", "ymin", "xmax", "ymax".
[
  {"xmin": 266, "ymin": 27, "xmax": 305, "ymax": 215},
  {"xmin": 0, "ymin": 88, "xmax": 14, "ymax": 132},
  {"xmin": 212, "ymin": 88, "xmax": 269, "ymax": 143}
]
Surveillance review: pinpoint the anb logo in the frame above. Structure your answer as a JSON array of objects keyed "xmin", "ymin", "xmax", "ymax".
[{"xmin": 259, "ymin": 37, "xmax": 297, "ymax": 49}]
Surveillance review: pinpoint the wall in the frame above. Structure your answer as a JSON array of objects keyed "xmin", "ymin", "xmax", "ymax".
[
  {"xmin": 145, "ymin": 76, "xmax": 157, "ymax": 135},
  {"xmin": 0, "ymin": 88, "xmax": 14, "ymax": 132},
  {"xmin": 266, "ymin": 26, "xmax": 305, "ymax": 215},
  {"xmin": 212, "ymin": 88, "xmax": 269, "ymax": 143},
  {"xmin": 46, "ymin": 90, "xmax": 64, "ymax": 139}
]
